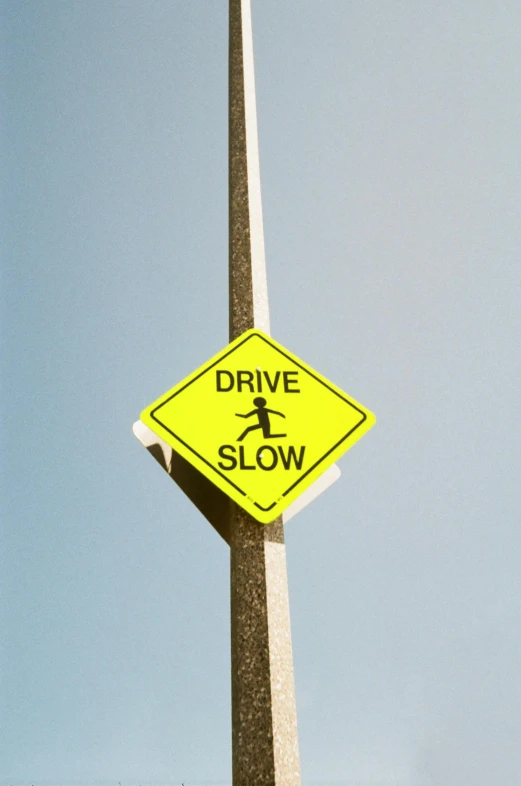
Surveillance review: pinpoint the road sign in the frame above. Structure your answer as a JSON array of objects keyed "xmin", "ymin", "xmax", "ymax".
[{"xmin": 140, "ymin": 329, "xmax": 375, "ymax": 523}]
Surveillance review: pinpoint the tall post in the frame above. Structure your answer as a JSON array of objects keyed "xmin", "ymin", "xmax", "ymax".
[{"xmin": 229, "ymin": 1, "xmax": 301, "ymax": 784}]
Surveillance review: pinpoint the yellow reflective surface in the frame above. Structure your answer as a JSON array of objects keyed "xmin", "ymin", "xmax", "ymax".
[{"xmin": 141, "ymin": 329, "xmax": 375, "ymax": 523}]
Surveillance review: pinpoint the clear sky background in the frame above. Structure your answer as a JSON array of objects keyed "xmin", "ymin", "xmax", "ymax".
[{"xmin": 2, "ymin": 1, "xmax": 521, "ymax": 784}]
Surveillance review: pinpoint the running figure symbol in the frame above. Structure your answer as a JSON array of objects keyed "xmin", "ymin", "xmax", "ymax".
[{"xmin": 235, "ymin": 397, "xmax": 287, "ymax": 441}]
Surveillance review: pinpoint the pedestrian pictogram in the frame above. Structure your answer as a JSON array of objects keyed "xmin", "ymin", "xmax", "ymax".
[
  {"xmin": 236, "ymin": 397, "xmax": 287, "ymax": 441},
  {"xmin": 140, "ymin": 329, "xmax": 376, "ymax": 523}
]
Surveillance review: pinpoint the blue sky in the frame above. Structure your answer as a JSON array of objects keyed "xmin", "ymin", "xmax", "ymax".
[{"xmin": 2, "ymin": 2, "xmax": 521, "ymax": 784}]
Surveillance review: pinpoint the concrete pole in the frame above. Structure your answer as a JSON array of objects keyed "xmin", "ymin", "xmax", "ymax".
[{"xmin": 229, "ymin": 1, "xmax": 301, "ymax": 784}]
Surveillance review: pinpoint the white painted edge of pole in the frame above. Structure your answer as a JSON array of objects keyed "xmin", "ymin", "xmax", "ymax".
[{"xmin": 241, "ymin": 0, "xmax": 271, "ymax": 335}]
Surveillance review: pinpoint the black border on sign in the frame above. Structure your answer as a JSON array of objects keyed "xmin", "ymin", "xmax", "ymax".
[{"xmin": 149, "ymin": 333, "xmax": 367, "ymax": 512}]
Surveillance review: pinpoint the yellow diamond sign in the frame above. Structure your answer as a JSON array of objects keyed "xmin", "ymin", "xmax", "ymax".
[{"xmin": 140, "ymin": 329, "xmax": 375, "ymax": 523}]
